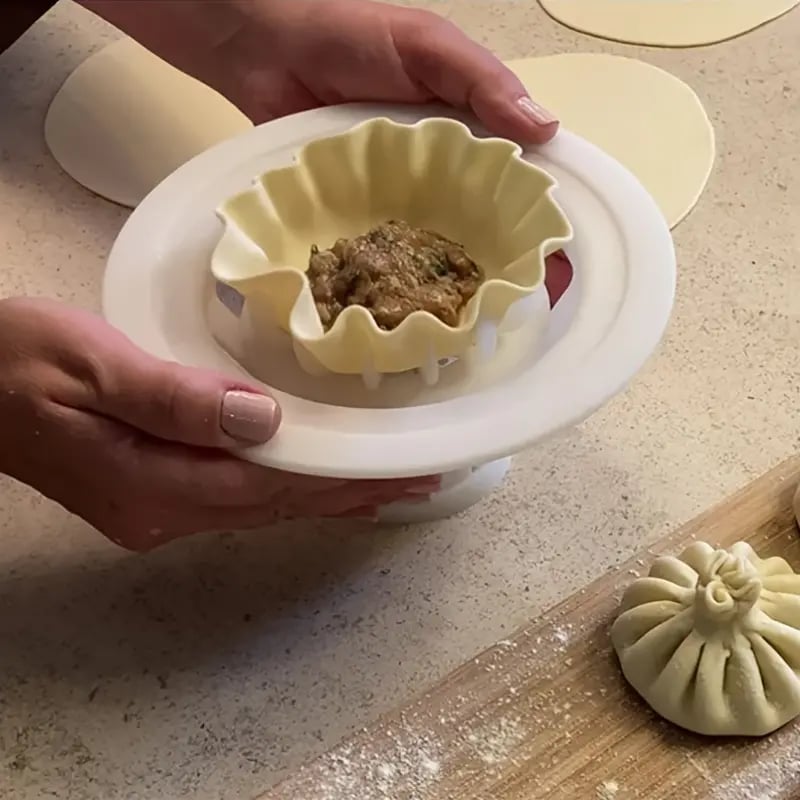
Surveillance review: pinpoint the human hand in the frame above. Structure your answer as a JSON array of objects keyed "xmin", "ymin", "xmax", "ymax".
[
  {"xmin": 0, "ymin": 298, "xmax": 438, "ymax": 551},
  {"xmin": 82, "ymin": 0, "xmax": 558, "ymax": 145},
  {"xmin": 216, "ymin": 0, "xmax": 558, "ymax": 143}
]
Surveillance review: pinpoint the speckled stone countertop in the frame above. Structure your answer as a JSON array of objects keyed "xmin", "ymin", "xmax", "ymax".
[{"xmin": 1, "ymin": 2, "xmax": 798, "ymax": 798}]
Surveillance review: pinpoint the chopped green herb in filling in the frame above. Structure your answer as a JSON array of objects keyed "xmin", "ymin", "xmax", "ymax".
[{"xmin": 306, "ymin": 220, "xmax": 485, "ymax": 331}]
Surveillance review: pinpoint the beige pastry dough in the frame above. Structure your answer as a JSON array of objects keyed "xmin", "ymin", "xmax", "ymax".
[
  {"xmin": 213, "ymin": 117, "xmax": 571, "ymax": 377},
  {"xmin": 506, "ymin": 54, "xmax": 715, "ymax": 229},
  {"xmin": 539, "ymin": 0, "xmax": 800, "ymax": 48},
  {"xmin": 612, "ymin": 541, "xmax": 800, "ymax": 737},
  {"xmin": 45, "ymin": 37, "xmax": 252, "ymax": 208}
]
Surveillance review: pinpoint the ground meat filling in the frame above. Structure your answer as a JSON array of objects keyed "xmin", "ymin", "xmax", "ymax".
[{"xmin": 306, "ymin": 220, "xmax": 485, "ymax": 331}]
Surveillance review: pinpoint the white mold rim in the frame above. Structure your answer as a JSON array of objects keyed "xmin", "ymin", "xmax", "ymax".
[{"xmin": 103, "ymin": 103, "xmax": 676, "ymax": 479}]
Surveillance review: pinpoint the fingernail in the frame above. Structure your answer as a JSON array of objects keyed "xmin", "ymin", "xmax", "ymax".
[
  {"xmin": 516, "ymin": 95, "xmax": 558, "ymax": 126},
  {"xmin": 221, "ymin": 391, "xmax": 280, "ymax": 442}
]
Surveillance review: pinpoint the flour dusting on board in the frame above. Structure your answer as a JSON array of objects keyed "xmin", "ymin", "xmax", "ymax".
[
  {"xmin": 311, "ymin": 725, "xmax": 444, "ymax": 800},
  {"xmin": 596, "ymin": 779, "xmax": 619, "ymax": 799},
  {"xmin": 305, "ymin": 708, "xmax": 532, "ymax": 799},
  {"xmin": 710, "ymin": 734, "xmax": 800, "ymax": 800},
  {"xmin": 551, "ymin": 623, "xmax": 574, "ymax": 648},
  {"xmin": 466, "ymin": 716, "xmax": 525, "ymax": 766}
]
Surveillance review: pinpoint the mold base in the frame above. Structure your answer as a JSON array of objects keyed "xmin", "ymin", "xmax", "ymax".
[{"xmin": 377, "ymin": 457, "xmax": 512, "ymax": 523}]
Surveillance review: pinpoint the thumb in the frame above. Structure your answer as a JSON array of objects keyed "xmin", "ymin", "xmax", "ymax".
[
  {"xmin": 84, "ymin": 332, "xmax": 281, "ymax": 448},
  {"xmin": 397, "ymin": 12, "xmax": 559, "ymax": 145}
]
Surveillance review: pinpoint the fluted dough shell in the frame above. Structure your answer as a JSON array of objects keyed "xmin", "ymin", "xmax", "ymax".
[
  {"xmin": 211, "ymin": 117, "xmax": 571, "ymax": 376},
  {"xmin": 611, "ymin": 541, "xmax": 800, "ymax": 736}
]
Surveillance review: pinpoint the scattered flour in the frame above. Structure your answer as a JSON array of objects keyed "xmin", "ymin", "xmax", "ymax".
[
  {"xmin": 306, "ymin": 726, "xmax": 444, "ymax": 800},
  {"xmin": 596, "ymin": 779, "xmax": 619, "ymax": 799},
  {"xmin": 551, "ymin": 623, "xmax": 574, "ymax": 648},
  {"xmin": 420, "ymin": 755, "xmax": 440, "ymax": 776},
  {"xmin": 467, "ymin": 716, "xmax": 526, "ymax": 766},
  {"xmin": 709, "ymin": 735, "xmax": 800, "ymax": 800},
  {"xmin": 292, "ymin": 617, "xmax": 604, "ymax": 799},
  {"xmin": 375, "ymin": 762, "xmax": 396, "ymax": 781}
]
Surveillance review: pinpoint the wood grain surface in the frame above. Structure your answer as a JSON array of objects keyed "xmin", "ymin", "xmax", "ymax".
[{"xmin": 258, "ymin": 457, "xmax": 800, "ymax": 800}]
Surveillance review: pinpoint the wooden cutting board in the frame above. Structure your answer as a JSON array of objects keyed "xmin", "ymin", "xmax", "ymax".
[{"xmin": 259, "ymin": 457, "xmax": 800, "ymax": 800}]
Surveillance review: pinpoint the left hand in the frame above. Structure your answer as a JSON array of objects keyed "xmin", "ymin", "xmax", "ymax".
[
  {"xmin": 216, "ymin": 0, "xmax": 558, "ymax": 144},
  {"xmin": 83, "ymin": 0, "xmax": 558, "ymax": 145}
]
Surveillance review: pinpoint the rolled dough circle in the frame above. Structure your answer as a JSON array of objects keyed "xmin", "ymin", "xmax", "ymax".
[
  {"xmin": 506, "ymin": 53, "xmax": 715, "ymax": 228},
  {"xmin": 539, "ymin": 0, "xmax": 799, "ymax": 48},
  {"xmin": 44, "ymin": 38, "xmax": 252, "ymax": 208}
]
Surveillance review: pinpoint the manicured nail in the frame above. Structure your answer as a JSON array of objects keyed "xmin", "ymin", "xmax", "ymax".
[
  {"xmin": 221, "ymin": 391, "xmax": 279, "ymax": 442},
  {"xmin": 517, "ymin": 95, "xmax": 558, "ymax": 126}
]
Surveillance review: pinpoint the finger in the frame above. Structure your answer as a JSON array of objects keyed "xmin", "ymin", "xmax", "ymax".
[
  {"xmin": 395, "ymin": 11, "xmax": 559, "ymax": 144},
  {"xmin": 327, "ymin": 494, "xmax": 431, "ymax": 520},
  {"xmin": 158, "ymin": 499, "xmax": 380, "ymax": 543},
  {"xmin": 71, "ymin": 321, "xmax": 281, "ymax": 447},
  {"xmin": 234, "ymin": 74, "xmax": 323, "ymax": 124},
  {"xmin": 361, "ymin": 483, "xmax": 436, "ymax": 506},
  {"xmin": 268, "ymin": 470, "xmax": 441, "ymax": 500},
  {"xmin": 162, "ymin": 495, "xmax": 378, "ymax": 540},
  {"xmin": 124, "ymin": 478, "xmax": 437, "ymax": 548},
  {"xmin": 285, "ymin": 480, "xmax": 436, "ymax": 519},
  {"xmin": 138, "ymin": 441, "xmax": 347, "ymax": 506},
  {"xmin": 220, "ymin": 473, "xmax": 440, "ymax": 510},
  {"xmin": 179, "ymin": 503, "xmax": 285, "ymax": 535},
  {"xmin": 210, "ymin": 477, "xmax": 435, "ymax": 523},
  {"xmin": 138, "ymin": 438, "xmax": 440, "ymax": 509},
  {"xmin": 327, "ymin": 506, "xmax": 379, "ymax": 520},
  {"xmin": 102, "ymin": 494, "xmax": 292, "ymax": 550},
  {"xmin": 112, "ymin": 505, "xmax": 283, "ymax": 551},
  {"xmin": 325, "ymin": 477, "xmax": 440, "ymax": 513}
]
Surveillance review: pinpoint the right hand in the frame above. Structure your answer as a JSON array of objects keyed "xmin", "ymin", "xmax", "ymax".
[{"xmin": 0, "ymin": 298, "xmax": 439, "ymax": 551}]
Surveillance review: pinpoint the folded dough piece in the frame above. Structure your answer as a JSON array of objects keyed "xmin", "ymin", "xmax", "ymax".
[{"xmin": 612, "ymin": 541, "xmax": 800, "ymax": 736}]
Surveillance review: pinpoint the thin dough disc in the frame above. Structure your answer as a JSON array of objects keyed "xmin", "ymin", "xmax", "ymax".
[
  {"xmin": 539, "ymin": 0, "xmax": 799, "ymax": 48},
  {"xmin": 506, "ymin": 54, "xmax": 715, "ymax": 228},
  {"xmin": 45, "ymin": 38, "xmax": 253, "ymax": 208}
]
